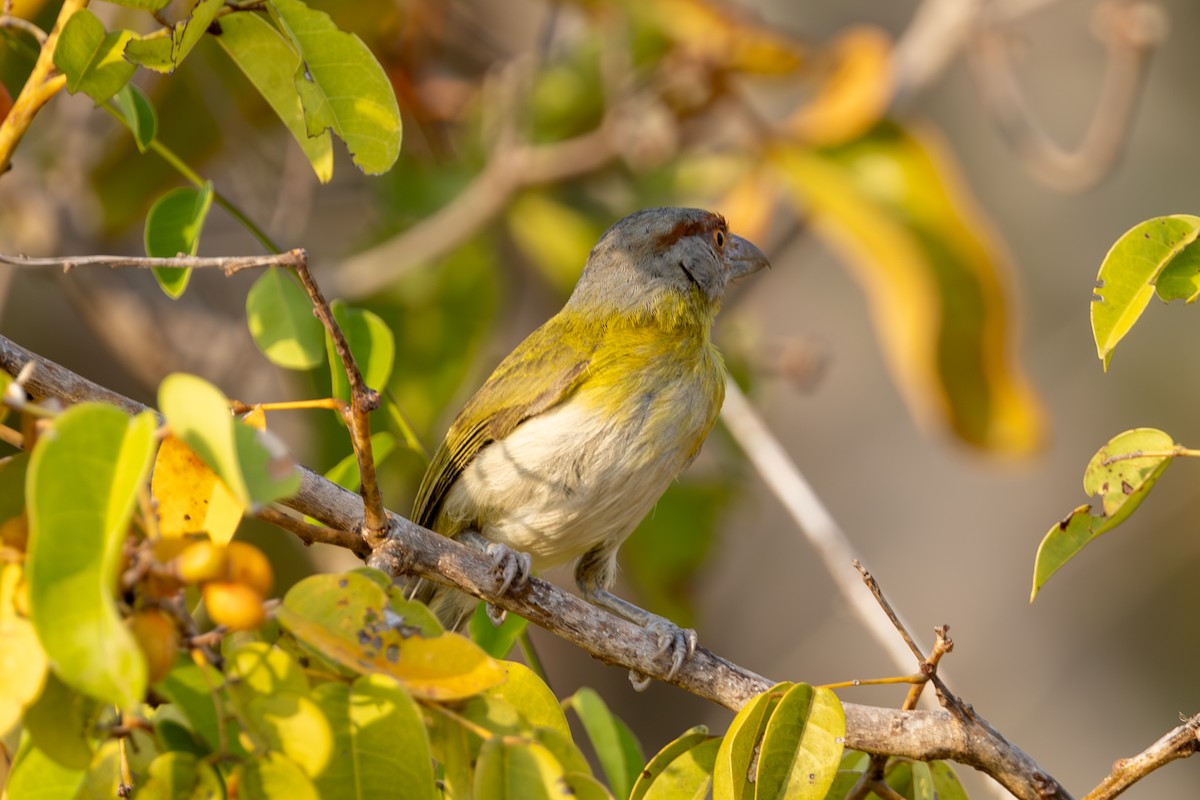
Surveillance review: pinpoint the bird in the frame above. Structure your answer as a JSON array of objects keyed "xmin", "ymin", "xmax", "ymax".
[{"xmin": 410, "ymin": 206, "xmax": 768, "ymax": 684}]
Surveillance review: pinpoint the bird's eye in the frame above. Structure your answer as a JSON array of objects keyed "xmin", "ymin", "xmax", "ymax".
[{"xmin": 714, "ymin": 229, "xmax": 726, "ymax": 249}]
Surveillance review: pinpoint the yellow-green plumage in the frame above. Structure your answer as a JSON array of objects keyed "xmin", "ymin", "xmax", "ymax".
[{"xmin": 411, "ymin": 207, "xmax": 767, "ymax": 643}]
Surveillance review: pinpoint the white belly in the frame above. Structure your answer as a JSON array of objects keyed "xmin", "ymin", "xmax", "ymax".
[{"xmin": 436, "ymin": 385, "xmax": 715, "ymax": 569}]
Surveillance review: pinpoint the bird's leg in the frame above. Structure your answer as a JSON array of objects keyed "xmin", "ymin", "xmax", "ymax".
[
  {"xmin": 574, "ymin": 546, "xmax": 698, "ymax": 690},
  {"xmin": 457, "ymin": 530, "xmax": 533, "ymax": 625}
]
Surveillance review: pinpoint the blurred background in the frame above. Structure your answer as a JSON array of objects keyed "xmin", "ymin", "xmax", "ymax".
[{"xmin": 2, "ymin": 0, "xmax": 1199, "ymax": 795}]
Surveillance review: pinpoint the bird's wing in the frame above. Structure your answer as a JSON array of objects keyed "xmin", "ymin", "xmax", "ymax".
[{"xmin": 413, "ymin": 316, "xmax": 598, "ymax": 530}]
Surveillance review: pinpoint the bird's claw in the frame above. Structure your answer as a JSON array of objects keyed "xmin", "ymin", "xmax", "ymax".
[
  {"xmin": 627, "ymin": 618, "xmax": 698, "ymax": 690},
  {"xmin": 485, "ymin": 541, "xmax": 532, "ymax": 595}
]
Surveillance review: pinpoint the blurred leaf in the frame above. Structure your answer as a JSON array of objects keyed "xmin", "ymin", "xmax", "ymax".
[
  {"xmin": 152, "ymin": 433, "xmax": 245, "ymax": 544},
  {"xmin": 772, "ymin": 122, "xmax": 1044, "ymax": 454},
  {"xmin": 1091, "ymin": 215, "xmax": 1200, "ymax": 369},
  {"xmin": 159, "ymin": 372, "xmax": 300, "ymax": 508},
  {"xmin": 638, "ymin": 0, "xmax": 803, "ymax": 74},
  {"xmin": 4, "ymin": 732, "xmax": 88, "ymax": 800},
  {"xmin": 0, "ymin": 563, "xmax": 47, "ymax": 739},
  {"xmin": 144, "ymin": 182, "xmax": 214, "ymax": 298},
  {"xmin": 328, "ymin": 301, "xmax": 395, "ymax": 401},
  {"xmin": 929, "ymin": 761, "xmax": 969, "ymax": 799},
  {"xmin": 226, "ymin": 642, "xmax": 309, "ymax": 705},
  {"xmin": 623, "ymin": 479, "xmax": 735, "ymax": 627},
  {"xmin": 138, "ymin": 752, "xmax": 224, "ymax": 800},
  {"xmin": 474, "ymin": 737, "xmax": 572, "ymax": 800},
  {"xmin": 325, "ymin": 431, "xmax": 396, "ymax": 491},
  {"xmin": 105, "ymin": 0, "xmax": 171, "ymax": 9},
  {"xmin": 215, "ymin": 9, "xmax": 334, "ymax": 182},
  {"xmin": 125, "ymin": 0, "xmax": 224, "ymax": 74},
  {"xmin": 110, "ymin": 83, "xmax": 158, "ymax": 152},
  {"xmin": 468, "ymin": 599, "xmax": 528, "ymax": 659},
  {"xmin": 788, "ymin": 26, "xmax": 893, "ymax": 146},
  {"xmin": 21, "ymin": 671, "xmax": 94, "ymax": 769},
  {"xmin": 310, "ymin": 676, "xmax": 437, "ymax": 800},
  {"xmin": 247, "ymin": 267, "xmax": 328, "ymax": 370},
  {"xmin": 563, "ymin": 688, "xmax": 644, "ymax": 800},
  {"xmin": 485, "ymin": 661, "xmax": 571, "ymax": 740},
  {"xmin": 269, "ymin": 0, "xmax": 401, "ymax": 174},
  {"xmin": 277, "ymin": 571, "xmax": 504, "ymax": 699},
  {"xmin": 156, "ymin": 654, "xmax": 238, "ymax": 754},
  {"xmin": 0, "ymin": 452, "xmax": 27, "ymax": 523},
  {"xmin": 247, "ymin": 692, "xmax": 334, "ymax": 780},
  {"xmin": 507, "ymin": 193, "xmax": 603, "ymax": 295},
  {"xmin": 26, "ymin": 404, "xmax": 156, "ymax": 710},
  {"xmin": 53, "ymin": 9, "xmax": 136, "ymax": 103},
  {"xmin": 631, "ymin": 726, "xmax": 713, "ymax": 800},
  {"xmin": 1032, "ymin": 428, "xmax": 1177, "ymax": 599},
  {"xmin": 236, "ymin": 751, "xmax": 320, "ymax": 800}
]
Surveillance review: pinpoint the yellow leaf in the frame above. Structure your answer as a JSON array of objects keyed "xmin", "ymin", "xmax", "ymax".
[
  {"xmin": 771, "ymin": 124, "xmax": 1044, "ymax": 454},
  {"xmin": 788, "ymin": 26, "xmax": 894, "ymax": 146},
  {"xmin": 0, "ymin": 564, "xmax": 48, "ymax": 736},
  {"xmin": 151, "ymin": 434, "xmax": 244, "ymax": 545},
  {"xmin": 640, "ymin": 0, "xmax": 804, "ymax": 74}
]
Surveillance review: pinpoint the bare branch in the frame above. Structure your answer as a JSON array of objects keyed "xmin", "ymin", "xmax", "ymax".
[
  {"xmin": 969, "ymin": 1, "xmax": 1167, "ymax": 192},
  {"xmin": 0, "ymin": 250, "xmax": 306, "ymax": 275},
  {"xmin": 1082, "ymin": 714, "xmax": 1200, "ymax": 800}
]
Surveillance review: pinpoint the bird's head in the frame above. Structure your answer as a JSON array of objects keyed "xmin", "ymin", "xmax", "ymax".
[{"xmin": 566, "ymin": 207, "xmax": 769, "ymax": 327}]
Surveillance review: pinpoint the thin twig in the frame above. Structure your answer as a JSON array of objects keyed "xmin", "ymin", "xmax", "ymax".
[
  {"xmin": 1082, "ymin": 714, "xmax": 1200, "ymax": 800},
  {"xmin": 253, "ymin": 506, "xmax": 371, "ymax": 559},
  {"xmin": 0, "ymin": 250, "xmax": 305, "ymax": 274},
  {"xmin": 290, "ymin": 260, "xmax": 388, "ymax": 543},
  {"xmin": 0, "ymin": 14, "xmax": 48, "ymax": 44}
]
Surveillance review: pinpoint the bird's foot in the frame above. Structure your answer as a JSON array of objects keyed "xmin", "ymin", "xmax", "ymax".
[
  {"xmin": 628, "ymin": 616, "xmax": 698, "ymax": 691},
  {"xmin": 484, "ymin": 541, "xmax": 532, "ymax": 625}
]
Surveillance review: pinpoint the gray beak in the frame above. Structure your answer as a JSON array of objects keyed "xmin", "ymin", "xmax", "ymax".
[{"xmin": 724, "ymin": 234, "xmax": 770, "ymax": 280}]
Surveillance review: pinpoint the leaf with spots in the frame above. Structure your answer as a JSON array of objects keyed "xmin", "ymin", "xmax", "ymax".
[
  {"xmin": 1032, "ymin": 428, "xmax": 1181, "ymax": 599},
  {"xmin": 275, "ymin": 571, "xmax": 504, "ymax": 700}
]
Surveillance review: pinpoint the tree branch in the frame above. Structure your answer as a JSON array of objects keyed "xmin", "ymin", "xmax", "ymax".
[{"xmin": 0, "ymin": 332, "xmax": 1087, "ymax": 800}]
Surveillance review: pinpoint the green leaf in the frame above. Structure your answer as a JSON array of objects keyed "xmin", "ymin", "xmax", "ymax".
[
  {"xmin": 138, "ymin": 751, "xmax": 224, "ymax": 800},
  {"xmin": 327, "ymin": 301, "xmax": 396, "ymax": 402},
  {"xmin": 110, "ymin": 84, "xmax": 158, "ymax": 152},
  {"xmin": 469, "ymin": 599, "xmax": 528, "ymax": 659},
  {"xmin": 237, "ymin": 751, "xmax": 320, "ymax": 800},
  {"xmin": 310, "ymin": 674, "xmax": 437, "ymax": 800},
  {"xmin": 485, "ymin": 662, "xmax": 571, "ymax": 740},
  {"xmin": 1092, "ymin": 215, "xmax": 1200, "ymax": 369},
  {"xmin": 276, "ymin": 571, "xmax": 504, "ymax": 699},
  {"xmin": 474, "ymin": 737, "xmax": 573, "ymax": 800},
  {"xmin": 214, "ymin": 10, "xmax": 334, "ymax": 182},
  {"xmin": 713, "ymin": 683, "xmax": 791, "ymax": 800},
  {"xmin": 754, "ymin": 683, "xmax": 845, "ymax": 800},
  {"xmin": 929, "ymin": 761, "xmax": 969, "ymax": 799},
  {"xmin": 1032, "ymin": 428, "xmax": 1176, "ymax": 599},
  {"xmin": 26, "ymin": 404, "xmax": 157, "ymax": 709},
  {"xmin": 226, "ymin": 642, "xmax": 309, "ymax": 706},
  {"xmin": 637, "ymin": 737, "xmax": 719, "ymax": 800},
  {"xmin": 771, "ymin": 124, "xmax": 1043, "ymax": 454},
  {"xmin": 4, "ymin": 732, "xmax": 88, "ymax": 800},
  {"xmin": 124, "ymin": 0, "xmax": 225, "ymax": 74},
  {"xmin": 247, "ymin": 267, "xmax": 327, "ymax": 370},
  {"xmin": 144, "ymin": 182, "xmax": 214, "ymax": 298},
  {"xmin": 52, "ymin": 9, "xmax": 137, "ymax": 104},
  {"xmin": 21, "ymin": 672, "xmax": 96, "ymax": 769},
  {"xmin": 156, "ymin": 654, "xmax": 236, "ymax": 754},
  {"xmin": 105, "ymin": 0, "xmax": 172, "ymax": 9},
  {"xmin": 325, "ymin": 432, "xmax": 397, "ymax": 492},
  {"xmin": 158, "ymin": 372, "xmax": 300, "ymax": 508},
  {"xmin": 268, "ymin": 0, "xmax": 401, "ymax": 175},
  {"xmin": 563, "ymin": 687, "xmax": 644, "ymax": 800},
  {"xmin": 630, "ymin": 726, "xmax": 713, "ymax": 800},
  {"xmin": 246, "ymin": 692, "xmax": 335, "ymax": 780}
]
